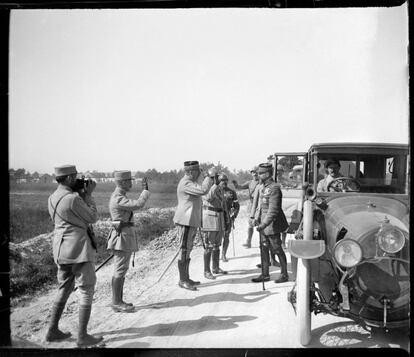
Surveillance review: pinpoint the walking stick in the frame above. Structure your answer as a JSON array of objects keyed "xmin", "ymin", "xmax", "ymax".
[
  {"xmin": 156, "ymin": 245, "xmax": 181, "ymax": 283},
  {"xmin": 95, "ymin": 254, "xmax": 114, "ymax": 273},
  {"xmin": 258, "ymin": 231, "xmax": 266, "ymax": 291},
  {"xmin": 231, "ymin": 221, "xmax": 236, "ymax": 257}
]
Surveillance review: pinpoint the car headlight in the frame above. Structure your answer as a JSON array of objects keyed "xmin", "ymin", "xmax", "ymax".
[
  {"xmin": 333, "ymin": 239, "xmax": 363, "ymax": 268},
  {"xmin": 377, "ymin": 226, "xmax": 405, "ymax": 254}
]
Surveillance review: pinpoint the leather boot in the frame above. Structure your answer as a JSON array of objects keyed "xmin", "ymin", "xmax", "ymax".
[
  {"xmin": 270, "ymin": 253, "xmax": 280, "ymax": 267},
  {"xmin": 221, "ymin": 239, "xmax": 229, "ymax": 262},
  {"xmin": 242, "ymin": 228, "xmax": 253, "ymax": 248},
  {"xmin": 252, "ymin": 244, "xmax": 270, "ymax": 282},
  {"xmin": 212, "ymin": 249, "xmax": 227, "ymax": 275},
  {"xmin": 120, "ymin": 277, "xmax": 133, "ymax": 307},
  {"xmin": 45, "ymin": 303, "xmax": 72, "ymax": 342},
  {"xmin": 111, "ymin": 277, "xmax": 134, "ymax": 312},
  {"xmin": 204, "ymin": 250, "xmax": 215, "ymax": 280},
  {"xmin": 276, "ymin": 247, "xmax": 289, "ymax": 278},
  {"xmin": 186, "ymin": 258, "xmax": 200, "ymax": 286},
  {"xmin": 178, "ymin": 260, "xmax": 197, "ymax": 291},
  {"xmin": 77, "ymin": 305, "xmax": 104, "ymax": 347}
]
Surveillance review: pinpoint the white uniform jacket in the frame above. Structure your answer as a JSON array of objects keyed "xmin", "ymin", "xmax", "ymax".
[
  {"xmin": 107, "ymin": 187, "xmax": 150, "ymax": 252},
  {"xmin": 173, "ymin": 174, "xmax": 213, "ymax": 227}
]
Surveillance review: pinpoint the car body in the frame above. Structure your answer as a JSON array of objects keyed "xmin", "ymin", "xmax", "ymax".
[{"xmin": 273, "ymin": 143, "xmax": 410, "ymax": 345}]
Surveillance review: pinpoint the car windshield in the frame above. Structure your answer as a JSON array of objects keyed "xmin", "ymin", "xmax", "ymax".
[
  {"xmin": 275, "ymin": 155, "xmax": 304, "ymax": 189},
  {"xmin": 316, "ymin": 153, "xmax": 408, "ymax": 194}
]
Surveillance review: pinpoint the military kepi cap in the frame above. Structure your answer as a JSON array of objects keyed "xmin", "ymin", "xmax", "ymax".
[
  {"xmin": 257, "ymin": 163, "xmax": 273, "ymax": 173},
  {"xmin": 184, "ymin": 161, "xmax": 200, "ymax": 170},
  {"xmin": 54, "ymin": 165, "xmax": 77, "ymax": 177},
  {"xmin": 325, "ymin": 158, "xmax": 341, "ymax": 168},
  {"xmin": 114, "ymin": 170, "xmax": 132, "ymax": 180}
]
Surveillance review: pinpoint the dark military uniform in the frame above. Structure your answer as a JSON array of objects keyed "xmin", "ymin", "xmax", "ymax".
[
  {"xmin": 221, "ymin": 186, "xmax": 240, "ymax": 262},
  {"xmin": 252, "ymin": 163, "xmax": 289, "ymax": 283},
  {"xmin": 201, "ymin": 184, "xmax": 228, "ymax": 278}
]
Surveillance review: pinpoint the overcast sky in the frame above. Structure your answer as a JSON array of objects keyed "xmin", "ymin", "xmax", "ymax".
[{"xmin": 9, "ymin": 6, "xmax": 409, "ymax": 174}]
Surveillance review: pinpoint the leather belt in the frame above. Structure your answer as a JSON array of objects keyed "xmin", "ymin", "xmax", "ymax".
[{"xmin": 203, "ymin": 205, "xmax": 223, "ymax": 213}]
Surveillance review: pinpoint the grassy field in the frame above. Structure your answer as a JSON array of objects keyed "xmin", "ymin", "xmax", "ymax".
[{"xmin": 10, "ymin": 181, "xmax": 177, "ymax": 243}]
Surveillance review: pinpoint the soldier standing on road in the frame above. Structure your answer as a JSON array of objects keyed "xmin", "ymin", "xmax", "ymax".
[
  {"xmin": 201, "ymin": 173, "xmax": 229, "ymax": 279},
  {"xmin": 218, "ymin": 174, "xmax": 240, "ymax": 262},
  {"xmin": 173, "ymin": 162, "xmax": 215, "ymax": 291},
  {"xmin": 107, "ymin": 171, "xmax": 150, "ymax": 312},
  {"xmin": 232, "ymin": 167, "xmax": 259, "ymax": 248},
  {"xmin": 46, "ymin": 165, "xmax": 103, "ymax": 347},
  {"xmin": 251, "ymin": 163, "xmax": 290, "ymax": 284}
]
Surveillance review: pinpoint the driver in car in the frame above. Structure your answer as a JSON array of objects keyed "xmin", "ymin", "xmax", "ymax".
[{"xmin": 317, "ymin": 158, "xmax": 343, "ymax": 192}]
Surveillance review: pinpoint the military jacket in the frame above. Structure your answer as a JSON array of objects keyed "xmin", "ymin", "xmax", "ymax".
[
  {"xmin": 107, "ymin": 187, "xmax": 150, "ymax": 252},
  {"xmin": 48, "ymin": 185, "xmax": 98, "ymax": 264},
  {"xmin": 222, "ymin": 186, "xmax": 240, "ymax": 220},
  {"xmin": 252, "ymin": 179, "xmax": 289, "ymax": 235},
  {"xmin": 173, "ymin": 174, "xmax": 213, "ymax": 227},
  {"xmin": 201, "ymin": 184, "xmax": 227, "ymax": 232}
]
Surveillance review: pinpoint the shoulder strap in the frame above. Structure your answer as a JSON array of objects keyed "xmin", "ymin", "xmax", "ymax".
[
  {"xmin": 49, "ymin": 193, "xmax": 85, "ymax": 229},
  {"xmin": 49, "ymin": 193, "xmax": 71, "ymax": 224}
]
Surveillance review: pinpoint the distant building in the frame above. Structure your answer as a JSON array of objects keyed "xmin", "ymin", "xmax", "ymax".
[{"xmin": 39, "ymin": 174, "xmax": 54, "ymax": 183}]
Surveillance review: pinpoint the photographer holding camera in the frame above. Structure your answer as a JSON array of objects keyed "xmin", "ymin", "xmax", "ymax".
[
  {"xmin": 46, "ymin": 165, "xmax": 103, "ymax": 347},
  {"xmin": 107, "ymin": 171, "xmax": 150, "ymax": 312}
]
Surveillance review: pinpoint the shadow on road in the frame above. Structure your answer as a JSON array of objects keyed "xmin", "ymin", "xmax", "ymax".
[
  {"xmin": 308, "ymin": 321, "xmax": 409, "ymax": 350},
  {"xmin": 136, "ymin": 290, "xmax": 274, "ymax": 310},
  {"xmin": 100, "ymin": 314, "xmax": 257, "ymax": 346}
]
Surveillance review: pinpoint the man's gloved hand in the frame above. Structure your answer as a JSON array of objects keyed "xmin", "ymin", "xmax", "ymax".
[
  {"xmin": 141, "ymin": 177, "xmax": 149, "ymax": 191},
  {"xmin": 256, "ymin": 223, "xmax": 266, "ymax": 232},
  {"xmin": 207, "ymin": 167, "xmax": 218, "ymax": 178}
]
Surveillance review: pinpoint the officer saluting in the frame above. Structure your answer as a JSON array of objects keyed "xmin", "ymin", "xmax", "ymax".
[
  {"xmin": 107, "ymin": 171, "xmax": 150, "ymax": 312},
  {"xmin": 251, "ymin": 163, "xmax": 289, "ymax": 284},
  {"xmin": 173, "ymin": 161, "xmax": 215, "ymax": 291},
  {"xmin": 46, "ymin": 165, "xmax": 103, "ymax": 347}
]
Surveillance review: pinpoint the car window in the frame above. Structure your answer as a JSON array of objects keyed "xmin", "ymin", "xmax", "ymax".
[{"xmin": 316, "ymin": 154, "xmax": 408, "ymax": 194}]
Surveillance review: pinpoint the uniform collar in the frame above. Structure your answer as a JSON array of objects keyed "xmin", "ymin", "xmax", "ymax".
[
  {"xmin": 57, "ymin": 184, "xmax": 73, "ymax": 193},
  {"xmin": 115, "ymin": 186, "xmax": 127, "ymax": 195},
  {"xmin": 263, "ymin": 178, "xmax": 273, "ymax": 187}
]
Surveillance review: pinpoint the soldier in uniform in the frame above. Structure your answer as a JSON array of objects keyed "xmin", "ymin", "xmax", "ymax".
[
  {"xmin": 218, "ymin": 174, "xmax": 240, "ymax": 262},
  {"xmin": 107, "ymin": 171, "xmax": 150, "ymax": 312},
  {"xmin": 46, "ymin": 165, "xmax": 103, "ymax": 347},
  {"xmin": 173, "ymin": 161, "xmax": 216, "ymax": 290},
  {"xmin": 201, "ymin": 174, "xmax": 228, "ymax": 279},
  {"xmin": 232, "ymin": 167, "xmax": 259, "ymax": 248},
  {"xmin": 250, "ymin": 163, "xmax": 289, "ymax": 284}
]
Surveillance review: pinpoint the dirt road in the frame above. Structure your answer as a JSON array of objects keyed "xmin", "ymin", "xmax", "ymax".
[{"xmin": 10, "ymin": 205, "xmax": 409, "ymax": 350}]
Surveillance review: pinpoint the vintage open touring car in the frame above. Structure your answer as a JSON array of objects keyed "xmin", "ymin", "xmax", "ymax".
[{"xmin": 272, "ymin": 143, "xmax": 410, "ymax": 345}]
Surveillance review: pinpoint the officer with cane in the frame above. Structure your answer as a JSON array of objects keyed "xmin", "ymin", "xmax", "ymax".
[
  {"xmin": 45, "ymin": 165, "xmax": 103, "ymax": 347},
  {"xmin": 250, "ymin": 163, "xmax": 289, "ymax": 284},
  {"xmin": 218, "ymin": 174, "xmax": 240, "ymax": 262},
  {"xmin": 107, "ymin": 171, "xmax": 150, "ymax": 312}
]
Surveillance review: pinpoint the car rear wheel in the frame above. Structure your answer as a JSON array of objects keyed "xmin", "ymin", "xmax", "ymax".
[{"xmin": 297, "ymin": 199, "xmax": 313, "ymax": 345}]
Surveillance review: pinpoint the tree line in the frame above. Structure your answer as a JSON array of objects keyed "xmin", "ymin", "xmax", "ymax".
[{"xmin": 9, "ymin": 163, "xmax": 254, "ymax": 184}]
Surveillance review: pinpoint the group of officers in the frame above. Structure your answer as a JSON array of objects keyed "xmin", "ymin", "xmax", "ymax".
[{"xmin": 45, "ymin": 160, "xmax": 289, "ymax": 347}]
